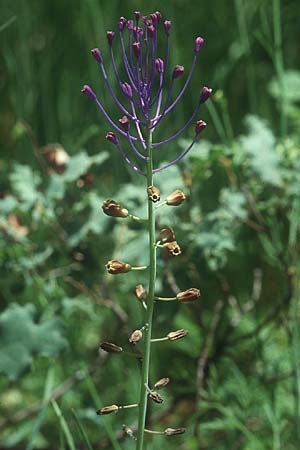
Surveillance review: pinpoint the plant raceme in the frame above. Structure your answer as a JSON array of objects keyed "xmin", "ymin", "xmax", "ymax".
[{"xmin": 82, "ymin": 10, "xmax": 211, "ymax": 450}]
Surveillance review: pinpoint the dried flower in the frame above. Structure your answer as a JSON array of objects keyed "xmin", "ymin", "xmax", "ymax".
[
  {"xmin": 147, "ymin": 185, "xmax": 161, "ymax": 203},
  {"xmin": 167, "ymin": 329, "xmax": 189, "ymax": 341},
  {"xmin": 135, "ymin": 284, "xmax": 148, "ymax": 301},
  {"xmin": 154, "ymin": 377, "xmax": 170, "ymax": 390},
  {"xmin": 149, "ymin": 391, "xmax": 163, "ymax": 404},
  {"xmin": 129, "ymin": 329, "xmax": 143, "ymax": 345},
  {"xmin": 166, "ymin": 190, "xmax": 186, "ymax": 206},
  {"xmin": 97, "ymin": 404, "xmax": 119, "ymax": 415},
  {"xmin": 164, "ymin": 427, "xmax": 186, "ymax": 436},
  {"xmin": 163, "ymin": 241, "xmax": 181, "ymax": 256},
  {"xmin": 99, "ymin": 342, "xmax": 123, "ymax": 353},
  {"xmin": 102, "ymin": 199, "xmax": 129, "ymax": 218},
  {"xmin": 159, "ymin": 227, "xmax": 176, "ymax": 243},
  {"xmin": 106, "ymin": 259, "xmax": 131, "ymax": 274},
  {"xmin": 176, "ymin": 288, "xmax": 201, "ymax": 302}
]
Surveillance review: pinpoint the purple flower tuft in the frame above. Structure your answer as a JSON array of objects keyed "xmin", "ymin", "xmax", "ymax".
[
  {"xmin": 195, "ymin": 120, "xmax": 207, "ymax": 135},
  {"xmin": 81, "ymin": 85, "xmax": 96, "ymax": 100},
  {"xmin": 119, "ymin": 116, "xmax": 130, "ymax": 132},
  {"xmin": 164, "ymin": 20, "xmax": 172, "ymax": 35},
  {"xmin": 121, "ymin": 82, "xmax": 133, "ymax": 98},
  {"xmin": 155, "ymin": 58, "xmax": 164, "ymax": 73},
  {"xmin": 126, "ymin": 20, "xmax": 134, "ymax": 31},
  {"xmin": 172, "ymin": 65, "xmax": 185, "ymax": 79},
  {"xmin": 132, "ymin": 42, "xmax": 141, "ymax": 58},
  {"xmin": 106, "ymin": 131, "xmax": 118, "ymax": 144},
  {"xmin": 134, "ymin": 11, "xmax": 141, "ymax": 21},
  {"xmin": 118, "ymin": 17, "xmax": 127, "ymax": 31},
  {"xmin": 194, "ymin": 37, "xmax": 204, "ymax": 53},
  {"xmin": 106, "ymin": 31, "xmax": 115, "ymax": 46},
  {"xmin": 201, "ymin": 86, "xmax": 213, "ymax": 103},
  {"xmin": 91, "ymin": 48, "xmax": 102, "ymax": 64}
]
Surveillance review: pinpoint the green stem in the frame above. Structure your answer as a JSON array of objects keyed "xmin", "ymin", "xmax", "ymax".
[{"xmin": 136, "ymin": 130, "xmax": 156, "ymax": 450}]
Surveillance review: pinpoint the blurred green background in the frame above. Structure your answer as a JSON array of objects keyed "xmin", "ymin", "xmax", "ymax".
[{"xmin": 1, "ymin": 0, "xmax": 300, "ymax": 449}]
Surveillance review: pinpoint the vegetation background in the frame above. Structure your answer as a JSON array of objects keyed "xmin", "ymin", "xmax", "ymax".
[{"xmin": 1, "ymin": 0, "xmax": 300, "ymax": 449}]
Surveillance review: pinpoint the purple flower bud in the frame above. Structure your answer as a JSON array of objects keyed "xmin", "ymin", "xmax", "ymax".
[
  {"xmin": 106, "ymin": 131, "xmax": 118, "ymax": 144},
  {"xmin": 126, "ymin": 20, "xmax": 134, "ymax": 31},
  {"xmin": 155, "ymin": 58, "xmax": 164, "ymax": 73},
  {"xmin": 151, "ymin": 11, "xmax": 162, "ymax": 24},
  {"xmin": 134, "ymin": 11, "xmax": 141, "ymax": 21},
  {"xmin": 132, "ymin": 42, "xmax": 141, "ymax": 58},
  {"xmin": 195, "ymin": 120, "xmax": 207, "ymax": 135},
  {"xmin": 201, "ymin": 86, "xmax": 213, "ymax": 103},
  {"xmin": 172, "ymin": 65, "xmax": 184, "ymax": 79},
  {"xmin": 164, "ymin": 20, "xmax": 172, "ymax": 35},
  {"xmin": 133, "ymin": 26, "xmax": 143, "ymax": 39},
  {"xmin": 143, "ymin": 18, "xmax": 152, "ymax": 27},
  {"xmin": 106, "ymin": 31, "xmax": 115, "ymax": 46},
  {"xmin": 121, "ymin": 82, "xmax": 133, "ymax": 98},
  {"xmin": 91, "ymin": 48, "xmax": 102, "ymax": 64},
  {"xmin": 147, "ymin": 24, "xmax": 155, "ymax": 37},
  {"xmin": 118, "ymin": 116, "xmax": 130, "ymax": 132},
  {"xmin": 118, "ymin": 17, "xmax": 127, "ymax": 31},
  {"xmin": 194, "ymin": 36, "xmax": 204, "ymax": 53},
  {"xmin": 81, "ymin": 85, "xmax": 96, "ymax": 100}
]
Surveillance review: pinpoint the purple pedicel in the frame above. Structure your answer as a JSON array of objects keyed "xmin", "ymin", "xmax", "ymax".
[{"xmin": 82, "ymin": 11, "xmax": 210, "ymax": 174}]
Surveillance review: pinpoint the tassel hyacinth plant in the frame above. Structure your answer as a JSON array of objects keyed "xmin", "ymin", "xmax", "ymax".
[{"xmin": 82, "ymin": 10, "xmax": 212, "ymax": 449}]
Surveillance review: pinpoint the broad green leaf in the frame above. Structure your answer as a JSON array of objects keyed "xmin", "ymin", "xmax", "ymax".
[
  {"xmin": 9, "ymin": 164, "xmax": 41, "ymax": 207},
  {"xmin": 63, "ymin": 151, "xmax": 108, "ymax": 182},
  {"xmin": 0, "ymin": 303, "xmax": 67, "ymax": 379}
]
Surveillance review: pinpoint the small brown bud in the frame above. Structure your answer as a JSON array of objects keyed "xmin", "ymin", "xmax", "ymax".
[
  {"xmin": 176, "ymin": 288, "xmax": 201, "ymax": 303},
  {"xmin": 102, "ymin": 199, "xmax": 129, "ymax": 218},
  {"xmin": 147, "ymin": 185, "xmax": 160, "ymax": 203},
  {"xmin": 159, "ymin": 227, "xmax": 175, "ymax": 243},
  {"xmin": 163, "ymin": 241, "xmax": 181, "ymax": 256},
  {"xmin": 164, "ymin": 427, "xmax": 186, "ymax": 436},
  {"xmin": 99, "ymin": 342, "xmax": 123, "ymax": 353},
  {"xmin": 154, "ymin": 377, "xmax": 170, "ymax": 390},
  {"xmin": 167, "ymin": 329, "xmax": 189, "ymax": 341},
  {"xmin": 134, "ymin": 284, "xmax": 147, "ymax": 301},
  {"xmin": 106, "ymin": 259, "xmax": 131, "ymax": 274},
  {"xmin": 166, "ymin": 189, "xmax": 186, "ymax": 206},
  {"xmin": 149, "ymin": 391, "xmax": 163, "ymax": 404},
  {"xmin": 96, "ymin": 404, "xmax": 119, "ymax": 415},
  {"xmin": 129, "ymin": 329, "xmax": 143, "ymax": 345}
]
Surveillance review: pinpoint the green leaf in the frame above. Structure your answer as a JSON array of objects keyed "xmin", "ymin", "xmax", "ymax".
[
  {"xmin": 240, "ymin": 115, "xmax": 282, "ymax": 186},
  {"xmin": 0, "ymin": 303, "xmax": 67, "ymax": 379},
  {"xmin": 9, "ymin": 164, "xmax": 41, "ymax": 207},
  {"xmin": 63, "ymin": 151, "xmax": 108, "ymax": 182},
  {"xmin": 269, "ymin": 70, "xmax": 300, "ymax": 104}
]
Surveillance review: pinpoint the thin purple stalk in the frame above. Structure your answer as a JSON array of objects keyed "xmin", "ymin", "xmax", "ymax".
[
  {"xmin": 127, "ymin": 132, "xmax": 149, "ymax": 161},
  {"xmin": 115, "ymin": 140, "xmax": 146, "ymax": 176},
  {"xmin": 119, "ymin": 31, "xmax": 138, "ymax": 88},
  {"xmin": 152, "ymin": 96, "xmax": 202, "ymax": 147},
  {"xmin": 164, "ymin": 54, "xmax": 197, "ymax": 115},
  {"xmin": 94, "ymin": 97, "xmax": 141, "ymax": 142},
  {"xmin": 153, "ymin": 138, "xmax": 196, "ymax": 173},
  {"xmin": 98, "ymin": 61, "xmax": 138, "ymax": 121},
  {"xmin": 131, "ymin": 101, "xmax": 147, "ymax": 150}
]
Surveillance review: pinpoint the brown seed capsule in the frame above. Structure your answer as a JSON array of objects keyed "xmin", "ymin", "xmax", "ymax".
[
  {"xmin": 99, "ymin": 342, "xmax": 123, "ymax": 353},
  {"xmin": 102, "ymin": 199, "xmax": 129, "ymax": 218},
  {"xmin": 154, "ymin": 377, "xmax": 170, "ymax": 390},
  {"xmin": 96, "ymin": 404, "xmax": 119, "ymax": 415},
  {"xmin": 166, "ymin": 189, "xmax": 186, "ymax": 206},
  {"xmin": 176, "ymin": 288, "xmax": 201, "ymax": 303},
  {"xmin": 134, "ymin": 284, "xmax": 147, "ymax": 301},
  {"xmin": 164, "ymin": 427, "xmax": 186, "ymax": 436},
  {"xmin": 106, "ymin": 259, "xmax": 131, "ymax": 274},
  {"xmin": 129, "ymin": 329, "xmax": 143, "ymax": 345},
  {"xmin": 167, "ymin": 329, "xmax": 189, "ymax": 341},
  {"xmin": 163, "ymin": 241, "xmax": 181, "ymax": 256},
  {"xmin": 159, "ymin": 227, "xmax": 176, "ymax": 243},
  {"xmin": 149, "ymin": 391, "xmax": 163, "ymax": 404},
  {"xmin": 147, "ymin": 185, "xmax": 160, "ymax": 203}
]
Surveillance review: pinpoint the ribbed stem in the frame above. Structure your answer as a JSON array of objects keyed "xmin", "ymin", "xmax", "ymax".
[{"xmin": 136, "ymin": 129, "xmax": 156, "ymax": 450}]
